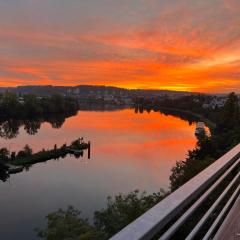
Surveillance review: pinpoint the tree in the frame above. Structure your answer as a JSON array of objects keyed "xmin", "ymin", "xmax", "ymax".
[
  {"xmin": 36, "ymin": 206, "xmax": 106, "ymax": 240},
  {"xmin": 23, "ymin": 94, "xmax": 42, "ymax": 118},
  {"xmin": 11, "ymin": 152, "xmax": 16, "ymax": 160},
  {"xmin": 169, "ymin": 92, "xmax": 240, "ymax": 191},
  {"xmin": 0, "ymin": 120, "xmax": 20, "ymax": 139},
  {"xmin": 217, "ymin": 92, "xmax": 240, "ymax": 132},
  {"xmin": 23, "ymin": 120, "xmax": 41, "ymax": 135},
  {"xmin": 23, "ymin": 145, "xmax": 33, "ymax": 155},
  {"xmin": 37, "ymin": 190, "xmax": 167, "ymax": 240},
  {"xmin": 0, "ymin": 148, "xmax": 10, "ymax": 162},
  {"xmin": 17, "ymin": 145, "xmax": 33, "ymax": 158},
  {"xmin": 94, "ymin": 190, "xmax": 166, "ymax": 237},
  {"xmin": 1, "ymin": 92, "xmax": 21, "ymax": 118}
]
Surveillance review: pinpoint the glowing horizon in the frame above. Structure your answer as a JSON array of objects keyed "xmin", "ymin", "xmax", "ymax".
[{"xmin": 0, "ymin": 0, "xmax": 239, "ymax": 93}]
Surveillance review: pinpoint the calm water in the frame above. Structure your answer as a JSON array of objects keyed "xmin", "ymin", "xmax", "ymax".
[{"xmin": 0, "ymin": 109, "xmax": 197, "ymax": 240}]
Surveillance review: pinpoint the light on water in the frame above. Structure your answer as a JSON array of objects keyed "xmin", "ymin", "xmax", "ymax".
[{"xmin": 0, "ymin": 109, "xmax": 197, "ymax": 240}]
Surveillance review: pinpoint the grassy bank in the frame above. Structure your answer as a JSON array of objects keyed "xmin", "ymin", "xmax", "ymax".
[{"xmin": 10, "ymin": 140, "xmax": 89, "ymax": 166}]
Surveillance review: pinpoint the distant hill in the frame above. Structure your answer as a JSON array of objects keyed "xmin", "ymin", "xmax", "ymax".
[
  {"xmin": 0, "ymin": 85, "xmax": 69, "ymax": 96},
  {"xmin": 0, "ymin": 85, "xmax": 200, "ymax": 97}
]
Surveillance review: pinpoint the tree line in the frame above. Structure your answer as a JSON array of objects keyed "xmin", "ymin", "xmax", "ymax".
[
  {"xmin": 170, "ymin": 92, "xmax": 240, "ymax": 190},
  {"xmin": 0, "ymin": 92, "xmax": 79, "ymax": 120}
]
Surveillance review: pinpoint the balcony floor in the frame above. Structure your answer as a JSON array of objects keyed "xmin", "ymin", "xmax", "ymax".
[{"xmin": 214, "ymin": 196, "xmax": 240, "ymax": 240}]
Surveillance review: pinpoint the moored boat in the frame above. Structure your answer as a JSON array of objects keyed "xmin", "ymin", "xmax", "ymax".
[{"xmin": 195, "ymin": 122, "xmax": 205, "ymax": 135}]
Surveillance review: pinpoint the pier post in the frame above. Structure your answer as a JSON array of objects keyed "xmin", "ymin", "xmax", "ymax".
[{"xmin": 88, "ymin": 141, "xmax": 91, "ymax": 159}]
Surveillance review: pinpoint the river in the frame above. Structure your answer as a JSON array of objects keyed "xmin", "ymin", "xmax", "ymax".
[{"xmin": 0, "ymin": 108, "xmax": 197, "ymax": 239}]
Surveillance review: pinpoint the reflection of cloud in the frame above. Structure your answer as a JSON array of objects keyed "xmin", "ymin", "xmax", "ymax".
[
  {"xmin": 224, "ymin": 0, "xmax": 240, "ymax": 12},
  {"xmin": 0, "ymin": 0, "xmax": 239, "ymax": 92}
]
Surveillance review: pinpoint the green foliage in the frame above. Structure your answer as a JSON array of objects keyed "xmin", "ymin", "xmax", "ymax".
[
  {"xmin": 36, "ymin": 206, "xmax": 106, "ymax": 240},
  {"xmin": 40, "ymin": 94, "xmax": 79, "ymax": 117},
  {"xmin": 23, "ymin": 94, "xmax": 43, "ymax": 117},
  {"xmin": 23, "ymin": 120, "xmax": 41, "ymax": 135},
  {"xmin": 37, "ymin": 190, "xmax": 167, "ymax": 240},
  {"xmin": 0, "ymin": 148, "xmax": 10, "ymax": 162},
  {"xmin": 37, "ymin": 92, "xmax": 240, "ymax": 239},
  {"xmin": 94, "ymin": 189, "xmax": 167, "ymax": 237},
  {"xmin": 0, "ymin": 120, "xmax": 20, "ymax": 139},
  {"xmin": 10, "ymin": 139, "xmax": 88, "ymax": 166},
  {"xmin": 0, "ymin": 93, "xmax": 79, "ymax": 139},
  {"xmin": 71, "ymin": 139, "xmax": 87, "ymax": 149},
  {"xmin": 10, "ymin": 151, "xmax": 16, "ymax": 160},
  {"xmin": 17, "ymin": 144, "xmax": 33, "ymax": 158},
  {"xmin": 0, "ymin": 92, "xmax": 21, "ymax": 118},
  {"xmin": 170, "ymin": 92, "xmax": 240, "ymax": 191},
  {"xmin": 0, "ymin": 92, "xmax": 78, "ymax": 121},
  {"xmin": 217, "ymin": 92, "xmax": 240, "ymax": 132}
]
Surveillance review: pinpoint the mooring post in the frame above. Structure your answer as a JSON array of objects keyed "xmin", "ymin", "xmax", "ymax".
[{"xmin": 88, "ymin": 141, "xmax": 91, "ymax": 159}]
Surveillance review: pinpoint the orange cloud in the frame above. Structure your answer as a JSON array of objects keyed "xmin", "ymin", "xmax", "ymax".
[{"xmin": 0, "ymin": 0, "xmax": 239, "ymax": 92}]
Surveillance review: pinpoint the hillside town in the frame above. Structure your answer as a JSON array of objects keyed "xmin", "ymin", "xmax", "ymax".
[{"xmin": 0, "ymin": 85, "xmax": 239, "ymax": 109}]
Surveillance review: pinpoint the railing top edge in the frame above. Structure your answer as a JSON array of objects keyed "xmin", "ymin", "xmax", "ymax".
[{"xmin": 110, "ymin": 143, "xmax": 240, "ymax": 240}]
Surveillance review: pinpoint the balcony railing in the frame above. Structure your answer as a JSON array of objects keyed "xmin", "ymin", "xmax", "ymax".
[{"xmin": 110, "ymin": 144, "xmax": 240, "ymax": 240}]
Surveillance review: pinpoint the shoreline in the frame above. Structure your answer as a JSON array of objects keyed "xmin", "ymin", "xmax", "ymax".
[{"xmin": 158, "ymin": 106, "xmax": 216, "ymax": 132}]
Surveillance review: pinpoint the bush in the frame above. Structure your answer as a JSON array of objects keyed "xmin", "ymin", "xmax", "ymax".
[{"xmin": 37, "ymin": 190, "xmax": 167, "ymax": 240}]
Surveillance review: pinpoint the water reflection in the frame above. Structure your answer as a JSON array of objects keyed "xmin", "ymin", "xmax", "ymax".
[
  {"xmin": 0, "ymin": 116, "xmax": 67, "ymax": 139},
  {"xmin": 0, "ymin": 107, "xmax": 200, "ymax": 140},
  {"xmin": 0, "ymin": 108, "xmax": 198, "ymax": 240},
  {"xmin": 0, "ymin": 170, "xmax": 9, "ymax": 182},
  {"xmin": 0, "ymin": 149, "xmax": 89, "ymax": 183},
  {"xmin": 135, "ymin": 106, "xmax": 199, "ymax": 126}
]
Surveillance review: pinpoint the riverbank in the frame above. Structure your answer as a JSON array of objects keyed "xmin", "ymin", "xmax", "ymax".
[{"xmin": 159, "ymin": 106, "xmax": 216, "ymax": 132}]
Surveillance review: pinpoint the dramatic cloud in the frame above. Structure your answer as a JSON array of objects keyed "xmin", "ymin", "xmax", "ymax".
[{"xmin": 0, "ymin": 0, "xmax": 239, "ymax": 92}]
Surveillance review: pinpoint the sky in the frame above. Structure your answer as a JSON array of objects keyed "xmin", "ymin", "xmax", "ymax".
[{"xmin": 0, "ymin": 0, "xmax": 239, "ymax": 93}]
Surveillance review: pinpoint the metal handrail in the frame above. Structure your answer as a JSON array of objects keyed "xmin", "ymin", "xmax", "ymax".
[
  {"xmin": 202, "ymin": 186, "xmax": 240, "ymax": 240},
  {"xmin": 110, "ymin": 144, "xmax": 240, "ymax": 240},
  {"xmin": 159, "ymin": 158, "xmax": 240, "ymax": 240},
  {"xmin": 185, "ymin": 172, "xmax": 240, "ymax": 239}
]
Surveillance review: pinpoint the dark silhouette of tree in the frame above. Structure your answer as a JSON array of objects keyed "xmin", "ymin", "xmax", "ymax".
[
  {"xmin": 0, "ymin": 148, "xmax": 10, "ymax": 162},
  {"xmin": 0, "ymin": 120, "xmax": 20, "ymax": 139},
  {"xmin": 0, "ymin": 92, "xmax": 21, "ymax": 118},
  {"xmin": 170, "ymin": 92, "xmax": 240, "ymax": 191},
  {"xmin": 23, "ymin": 120, "xmax": 41, "ymax": 135},
  {"xmin": 0, "ymin": 92, "xmax": 79, "ymax": 138},
  {"xmin": 17, "ymin": 145, "xmax": 33, "ymax": 158},
  {"xmin": 23, "ymin": 94, "xmax": 43, "ymax": 118}
]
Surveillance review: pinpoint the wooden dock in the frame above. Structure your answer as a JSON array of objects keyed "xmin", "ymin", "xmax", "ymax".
[{"xmin": 6, "ymin": 164, "xmax": 24, "ymax": 174}]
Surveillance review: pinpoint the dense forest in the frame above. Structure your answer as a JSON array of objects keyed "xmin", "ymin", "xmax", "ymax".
[{"xmin": 36, "ymin": 93, "xmax": 240, "ymax": 240}]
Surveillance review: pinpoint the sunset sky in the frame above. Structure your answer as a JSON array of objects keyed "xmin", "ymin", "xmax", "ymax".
[{"xmin": 0, "ymin": 0, "xmax": 239, "ymax": 92}]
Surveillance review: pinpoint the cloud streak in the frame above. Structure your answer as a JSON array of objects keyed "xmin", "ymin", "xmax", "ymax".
[{"xmin": 0, "ymin": 0, "xmax": 239, "ymax": 92}]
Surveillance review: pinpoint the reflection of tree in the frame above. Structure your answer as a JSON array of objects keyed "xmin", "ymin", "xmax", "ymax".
[
  {"xmin": 0, "ymin": 170, "xmax": 9, "ymax": 182},
  {"xmin": 0, "ymin": 120, "xmax": 20, "ymax": 139},
  {"xmin": 23, "ymin": 120, "xmax": 41, "ymax": 135},
  {"xmin": 48, "ymin": 116, "xmax": 65, "ymax": 129},
  {"xmin": 0, "ymin": 113, "xmax": 74, "ymax": 139},
  {"xmin": 0, "ymin": 92, "xmax": 79, "ymax": 138},
  {"xmin": 134, "ymin": 106, "xmax": 196, "ymax": 125},
  {"xmin": 159, "ymin": 109, "xmax": 196, "ymax": 126}
]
